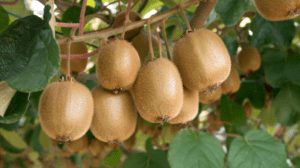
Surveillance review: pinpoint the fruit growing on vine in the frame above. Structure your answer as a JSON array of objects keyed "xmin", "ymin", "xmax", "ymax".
[
  {"xmin": 59, "ymin": 41, "xmax": 88, "ymax": 75},
  {"xmin": 96, "ymin": 39, "xmax": 141, "ymax": 91},
  {"xmin": 112, "ymin": 11, "xmax": 142, "ymax": 40},
  {"xmin": 138, "ymin": 117, "xmax": 150, "ymax": 134},
  {"xmin": 243, "ymin": 101, "xmax": 253, "ymax": 119},
  {"xmin": 199, "ymin": 87, "xmax": 222, "ymax": 104},
  {"xmin": 132, "ymin": 58, "xmax": 183, "ymax": 123},
  {"xmin": 169, "ymin": 87, "xmax": 199, "ymax": 124},
  {"xmin": 90, "ymin": 86, "xmax": 137, "ymax": 143},
  {"xmin": 123, "ymin": 133, "xmax": 136, "ymax": 150},
  {"xmin": 206, "ymin": 112, "xmax": 223, "ymax": 133},
  {"xmin": 173, "ymin": 29, "xmax": 231, "ymax": 92},
  {"xmin": 221, "ymin": 68, "xmax": 241, "ymax": 94},
  {"xmin": 148, "ymin": 125, "xmax": 163, "ymax": 138},
  {"xmin": 39, "ymin": 80, "xmax": 94, "ymax": 142},
  {"xmin": 131, "ymin": 34, "xmax": 159, "ymax": 64},
  {"xmin": 237, "ymin": 46, "xmax": 261, "ymax": 74},
  {"xmin": 66, "ymin": 135, "xmax": 89, "ymax": 153},
  {"xmin": 253, "ymin": 0, "xmax": 300, "ymax": 21},
  {"xmin": 89, "ymin": 139, "xmax": 106, "ymax": 157}
]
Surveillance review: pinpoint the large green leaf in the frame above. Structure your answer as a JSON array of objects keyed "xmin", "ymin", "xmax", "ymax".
[
  {"xmin": 222, "ymin": 32, "xmax": 238, "ymax": 56},
  {"xmin": 262, "ymin": 49, "xmax": 300, "ymax": 88},
  {"xmin": 0, "ymin": 15, "xmax": 44, "ymax": 81},
  {"xmin": 227, "ymin": 130, "xmax": 288, "ymax": 168},
  {"xmin": 273, "ymin": 84, "xmax": 300, "ymax": 126},
  {"xmin": 104, "ymin": 148, "xmax": 122, "ymax": 167},
  {"xmin": 30, "ymin": 125, "xmax": 44, "ymax": 154},
  {"xmin": 0, "ymin": 129, "xmax": 28, "ymax": 153},
  {"xmin": 250, "ymin": 14, "xmax": 296, "ymax": 49},
  {"xmin": 0, "ymin": 5, "xmax": 9, "ymax": 34},
  {"xmin": 30, "ymin": 90, "xmax": 43, "ymax": 111},
  {"xmin": 168, "ymin": 130, "xmax": 225, "ymax": 168},
  {"xmin": 0, "ymin": 121, "xmax": 19, "ymax": 131},
  {"xmin": 140, "ymin": 0, "xmax": 163, "ymax": 17},
  {"xmin": 215, "ymin": 0, "xmax": 249, "ymax": 26},
  {"xmin": 122, "ymin": 149, "xmax": 170, "ymax": 168},
  {"xmin": 0, "ymin": 91, "xmax": 29, "ymax": 124},
  {"xmin": 236, "ymin": 75, "xmax": 266, "ymax": 109},
  {"xmin": 259, "ymin": 106, "xmax": 278, "ymax": 127}
]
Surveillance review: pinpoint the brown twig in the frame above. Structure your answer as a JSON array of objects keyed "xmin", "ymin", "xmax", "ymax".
[
  {"xmin": 147, "ymin": 19, "xmax": 155, "ymax": 61},
  {"xmin": 161, "ymin": 19, "xmax": 171, "ymax": 60}
]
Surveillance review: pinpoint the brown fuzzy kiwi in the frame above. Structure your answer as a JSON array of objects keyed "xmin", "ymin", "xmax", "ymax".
[
  {"xmin": 97, "ymin": 39, "xmax": 141, "ymax": 91},
  {"xmin": 148, "ymin": 125, "xmax": 162, "ymax": 138},
  {"xmin": 59, "ymin": 41, "xmax": 88, "ymax": 75},
  {"xmin": 66, "ymin": 135, "xmax": 89, "ymax": 153},
  {"xmin": 138, "ymin": 117, "xmax": 150, "ymax": 134},
  {"xmin": 173, "ymin": 29, "xmax": 231, "ymax": 92},
  {"xmin": 169, "ymin": 87, "xmax": 199, "ymax": 124},
  {"xmin": 132, "ymin": 58, "xmax": 183, "ymax": 123},
  {"xmin": 221, "ymin": 68, "xmax": 241, "ymax": 94},
  {"xmin": 253, "ymin": 0, "xmax": 300, "ymax": 21},
  {"xmin": 106, "ymin": 143, "xmax": 120, "ymax": 151},
  {"xmin": 89, "ymin": 139, "xmax": 106, "ymax": 157},
  {"xmin": 237, "ymin": 46, "xmax": 261, "ymax": 74},
  {"xmin": 123, "ymin": 133, "xmax": 136, "ymax": 150},
  {"xmin": 199, "ymin": 87, "xmax": 222, "ymax": 104},
  {"xmin": 170, "ymin": 124, "xmax": 184, "ymax": 136},
  {"xmin": 206, "ymin": 112, "xmax": 223, "ymax": 133},
  {"xmin": 131, "ymin": 34, "xmax": 159, "ymax": 64},
  {"xmin": 112, "ymin": 11, "xmax": 142, "ymax": 40},
  {"xmin": 90, "ymin": 86, "xmax": 137, "ymax": 143},
  {"xmin": 243, "ymin": 101, "xmax": 253, "ymax": 119},
  {"xmin": 39, "ymin": 80, "xmax": 94, "ymax": 142}
]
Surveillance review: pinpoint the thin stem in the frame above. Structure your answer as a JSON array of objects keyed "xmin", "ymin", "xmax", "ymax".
[
  {"xmin": 56, "ymin": 22, "xmax": 80, "ymax": 28},
  {"xmin": 154, "ymin": 21, "xmax": 162, "ymax": 58},
  {"xmin": 0, "ymin": 0, "xmax": 18, "ymax": 5},
  {"xmin": 161, "ymin": 19, "xmax": 171, "ymax": 60},
  {"xmin": 117, "ymin": 0, "xmax": 122, "ymax": 12},
  {"xmin": 147, "ymin": 19, "xmax": 155, "ymax": 61},
  {"xmin": 55, "ymin": 1, "xmax": 65, "ymax": 13},
  {"xmin": 178, "ymin": 0, "xmax": 192, "ymax": 31},
  {"xmin": 138, "ymin": 0, "xmax": 148, "ymax": 13},
  {"xmin": 60, "ymin": 49, "xmax": 100, "ymax": 59},
  {"xmin": 214, "ymin": 132, "xmax": 240, "ymax": 137},
  {"xmin": 66, "ymin": 39, "xmax": 72, "ymax": 81},
  {"xmin": 70, "ymin": 27, "xmax": 78, "ymax": 39},
  {"xmin": 57, "ymin": 0, "xmax": 200, "ymax": 44},
  {"xmin": 79, "ymin": 0, "xmax": 87, "ymax": 35},
  {"xmin": 121, "ymin": 0, "xmax": 133, "ymax": 39}
]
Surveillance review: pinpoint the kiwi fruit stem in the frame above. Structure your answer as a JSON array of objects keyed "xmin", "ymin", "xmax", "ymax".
[
  {"xmin": 178, "ymin": 0, "xmax": 192, "ymax": 31},
  {"xmin": 147, "ymin": 19, "xmax": 155, "ymax": 61},
  {"xmin": 121, "ymin": 20, "xmax": 128, "ymax": 40},
  {"xmin": 66, "ymin": 39, "xmax": 72, "ymax": 81},
  {"xmin": 161, "ymin": 19, "xmax": 171, "ymax": 60},
  {"xmin": 154, "ymin": 22, "xmax": 162, "ymax": 58}
]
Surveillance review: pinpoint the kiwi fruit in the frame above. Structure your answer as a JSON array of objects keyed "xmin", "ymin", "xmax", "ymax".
[
  {"xmin": 199, "ymin": 86, "xmax": 222, "ymax": 104},
  {"xmin": 138, "ymin": 117, "xmax": 150, "ymax": 134},
  {"xmin": 221, "ymin": 68, "xmax": 241, "ymax": 94},
  {"xmin": 106, "ymin": 143, "xmax": 120, "ymax": 151},
  {"xmin": 89, "ymin": 139, "xmax": 106, "ymax": 156},
  {"xmin": 170, "ymin": 124, "xmax": 184, "ymax": 135},
  {"xmin": 173, "ymin": 29, "xmax": 231, "ymax": 92},
  {"xmin": 123, "ymin": 133, "xmax": 136, "ymax": 150},
  {"xmin": 97, "ymin": 39, "xmax": 141, "ymax": 91},
  {"xmin": 237, "ymin": 46, "xmax": 261, "ymax": 74},
  {"xmin": 39, "ymin": 80, "xmax": 94, "ymax": 142},
  {"xmin": 148, "ymin": 125, "xmax": 163, "ymax": 138},
  {"xmin": 131, "ymin": 34, "xmax": 159, "ymax": 64},
  {"xmin": 169, "ymin": 87, "xmax": 199, "ymax": 124},
  {"xmin": 132, "ymin": 58, "xmax": 183, "ymax": 123},
  {"xmin": 243, "ymin": 101, "xmax": 253, "ymax": 119},
  {"xmin": 206, "ymin": 112, "xmax": 223, "ymax": 133},
  {"xmin": 90, "ymin": 86, "xmax": 137, "ymax": 143},
  {"xmin": 253, "ymin": 0, "xmax": 300, "ymax": 21},
  {"xmin": 59, "ymin": 41, "xmax": 88, "ymax": 75},
  {"xmin": 112, "ymin": 11, "xmax": 142, "ymax": 40},
  {"xmin": 66, "ymin": 135, "xmax": 89, "ymax": 153}
]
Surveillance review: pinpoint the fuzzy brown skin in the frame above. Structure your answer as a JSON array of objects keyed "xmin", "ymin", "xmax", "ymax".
[
  {"xmin": 89, "ymin": 139, "xmax": 106, "ymax": 156},
  {"xmin": 132, "ymin": 58, "xmax": 183, "ymax": 123},
  {"xmin": 243, "ymin": 101, "xmax": 253, "ymax": 119},
  {"xmin": 238, "ymin": 46, "xmax": 261, "ymax": 74},
  {"xmin": 138, "ymin": 117, "xmax": 150, "ymax": 134},
  {"xmin": 253, "ymin": 0, "xmax": 300, "ymax": 21},
  {"xmin": 60, "ymin": 41, "xmax": 88, "ymax": 75},
  {"xmin": 123, "ymin": 134, "xmax": 136, "ymax": 150},
  {"xmin": 199, "ymin": 86, "xmax": 222, "ymax": 104},
  {"xmin": 221, "ymin": 68, "xmax": 241, "ymax": 94},
  {"xmin": 112, "ymin": 11, "xmax": 142, "ymax": 40},
  {"xmin": 97, "ymin": 39, "xmax": 141, "ymax": 91},
  {"xmin": 169, "ymin": 87, "xmax": 199, "ymax": 124},
  {"xmin": 131, "ymin": 34, "xmax": 159, "ymax": 64},
  {"xmin": 173, "ymin": 29, "xmax": 231, "ymax": 92},
  {"xmin": 90, "ymin": 86, "xmax": 137, "ymax": 143},
  {"xmin": 39, "ymin": 81, "xmax": 94, "ymax": 142},
  {"xmin": 66, "ymin": 135, "xmax": 89, "ymax": 153}
]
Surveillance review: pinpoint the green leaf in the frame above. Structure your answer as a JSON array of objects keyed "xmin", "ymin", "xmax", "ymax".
[
  {"xmin": 0, "ymin": 5, "xmax": 9, "ymax": 34},
  {"xmin": 0, "ymin": 82, "xmax": 17, "ymax": 117},
  {"xmin": 30, "ymin": 90, "xmax": 43, "ymax": 111},
  {"xmin": 250, "ymin": 14, "xmax": 296, "ymax": 49},
  {"xmin": 0, "ymin": 91, "xmax": 29, "ymax": 124},
  {"xmin": 262, "ymin": 49, "xmax": 300, "ymax": 88},
  {"xmin": 168, "ymin": 130, "xmax": 225, "ymax": 168},
  {"xmin": 104, "ymin": 148, "xmax": 122, "ymax": 167},
  {"xmin": 122, "ymin": 149, "xmax": 170, "ymax": 168},
  {"xmin": 215, "ymin": 0, "xmax": 249, "ymax": 26},
  {"xmin": 0, "ymin": 129, "xmax": 28, "ymax": 150},
  {"xmin": 259, "ymin": 106, "xmax": 278, "ymax": 127},
  {"xmin": 0, "ymin": 15, "xmax": 44, "ymax": 81},
  {"xmin": 273, "ymin": 84, "xmax": 300, "ymax": 126},
  {"xmin": 84, "ymin": 79, "xmax": 98, "ymax": 91},
  {"xmin": 2, "ymin": 0, "xmax": 33, "ymax": 22},
  {"xmin": 236, "ymin": 75, "xmax": 266, "ymax": 109},
  {"xmin": 30, "ymin": 125, "xmax": 44, "ymax": 154},
  {"xmin": 0, "ymin": 135, "xmax": 24, "ymax": 153},
  {"xmin": 140, "ymin": 0, "xmax": 164, "ymax": 17},
  {"xmin": 6, "ymin": 24, "xmax": 60, "ymax": 92},
  {"xmin": 145, "ymin": 137, "xmax": 153, "ymax": 153},
  {"xmin": 222, "ymin": 32, "xmax": 238, "ymax": 56},
  {"xmin": 227, "ymin": 130, "xmax": 288, "ymax": 168},
  {"xmin": 0, "ymin": 121, "xmax": 19, "ymax": 131},
  {"xmin": 291, "ymin": 157, "xmax": 300, "ymax": 168}
]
